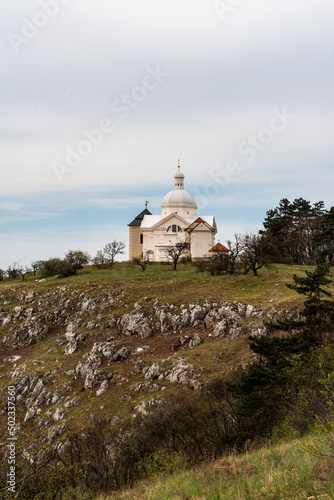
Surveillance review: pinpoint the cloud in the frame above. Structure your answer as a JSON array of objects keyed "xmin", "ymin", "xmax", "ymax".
[{"xmin": 0, "ymin": 0, "xmax": 333, "ymax": 265}]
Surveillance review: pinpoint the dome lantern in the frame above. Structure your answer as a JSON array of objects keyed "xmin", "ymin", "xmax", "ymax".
[
  {"xmin": 161, "ymin": 162, "xmax": 197, "ymax": 218},
  {"xmin": 174, "ymin": 159, "xmax": 185, "ymax": 190}
]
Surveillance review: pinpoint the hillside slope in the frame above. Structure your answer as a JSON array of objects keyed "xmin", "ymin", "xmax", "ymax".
[{"xmin": 0, "ymin": 263, "xmax": 330, "ymax": 498}]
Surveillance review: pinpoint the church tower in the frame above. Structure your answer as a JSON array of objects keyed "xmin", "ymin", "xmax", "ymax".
[{"xmin": 127, "ymin": 202, "xmax": 152, "ymax": 260}]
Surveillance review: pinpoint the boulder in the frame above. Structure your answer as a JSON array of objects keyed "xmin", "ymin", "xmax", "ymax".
[
  {"xmin": 212, "ymin": 319, "xmax": 229, "ymax": 338},
  {"xmin": 120, "ymin": 311, "xmax": 153, "ymax": 338},
  {"xmin": 189, "ymin": 334, "xmax": 203, "ymax": 349},
  {"xmin": 65, "ymin": 342, "xmax": 78, "ymax": 355},
  {"xmin": 96, "ymin": 380, "xmax": 109, "ymax": 396},
  {"xmin": 112, "ymin": 347, "xmax": 131, "ymax": 361},
  {"xmin": 143, "ymin": 362, "xmax": 161, "ymax": 380},
  {"xmin": 84, "ymin": 370, "xmax": 110, "ymax": 390}
]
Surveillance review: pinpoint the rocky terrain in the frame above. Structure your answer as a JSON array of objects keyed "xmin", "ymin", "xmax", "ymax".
[{"xmin": 0, "ymin": 280, "xmax": 301, "ymax": 444}]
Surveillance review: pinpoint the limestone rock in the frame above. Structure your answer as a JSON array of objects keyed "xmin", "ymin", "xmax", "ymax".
[
  {"xmin": 212, "ymin": 319, "xmax": 229, "ymax": 338},
  {"xmin": 120, "ymin": 311, "xmax": 153, "ymax": 338},
  {"xmin": 96, "ymin": 380, "xmax": 109, "ymax": 396},
  {"xmin": 84, "ymin": 370, "xmax": 111, "ymax": 390},
  {"xmin": 189, "ymin": 334, "xmax": 203, "ymax": 349},
  {"xmin": 143, "ymin": 362, "xmax": 161, "ymax": 380},
  {"xmin": 64, "ymin": 342, "xmax": 78, "ymax": 355}
]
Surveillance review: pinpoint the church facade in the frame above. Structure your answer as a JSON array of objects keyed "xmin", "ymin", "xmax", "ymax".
[{"xmin": 128, "ymin": 165, "xmax": 217, "ymax": 261}]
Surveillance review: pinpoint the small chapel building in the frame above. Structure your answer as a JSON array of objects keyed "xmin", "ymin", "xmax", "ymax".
[{"xmin": 128, "ymin": 164, "xmax": 217, "ymax": 262}]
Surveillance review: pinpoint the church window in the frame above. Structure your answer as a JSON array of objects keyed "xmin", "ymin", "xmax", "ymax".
[
  {"xmin": 140, "ymin": 234, "xmax": 143, "ymax": 244},
  {"xmin": 167, "ymin": 225, "xmax": 183, "ymax": 233}
]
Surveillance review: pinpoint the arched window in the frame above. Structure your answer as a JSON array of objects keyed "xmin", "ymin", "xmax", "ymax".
[{"xmin": 166, "ymin": 225, "xmax": 182, "ymax": 233}]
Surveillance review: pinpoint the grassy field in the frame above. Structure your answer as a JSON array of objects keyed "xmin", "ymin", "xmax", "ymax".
[{"xmin": 0, "ymin": 261, "xmax": 326, "ymax": 310}]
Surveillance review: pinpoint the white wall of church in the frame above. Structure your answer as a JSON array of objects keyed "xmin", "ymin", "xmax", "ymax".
[
  {"xmin": 161, "ymin": 206, "xmax": 197, "ymax": 218},
  {"xmin": 190, "ymin": 230, "xmax": 215, "ymax": 259}
]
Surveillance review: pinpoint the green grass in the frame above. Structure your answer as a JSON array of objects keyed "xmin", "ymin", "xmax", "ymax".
[
  {"xmin": 1, "ymin": 262, "xmax": 326, "ymax": 311},
  {"xmin": 104, "ymin": 434, "xmax": 334, "ymax": 499}
]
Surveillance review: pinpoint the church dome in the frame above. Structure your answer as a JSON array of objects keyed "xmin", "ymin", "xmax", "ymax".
[{"xmin": 161, "ymin": 189, "xmax": 197, "ymax": 208}]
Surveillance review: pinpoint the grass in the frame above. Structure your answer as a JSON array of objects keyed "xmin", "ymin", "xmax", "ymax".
[
  {"xmin": 104, "ymin": 434, "xmax": 334, "ymax": 500},
  {"xmin": 0, "ymin": 262, "xmax": 324, "ymax": 311}
]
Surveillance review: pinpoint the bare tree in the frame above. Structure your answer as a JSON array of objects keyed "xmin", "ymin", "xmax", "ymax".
[
  {"xmin": 133, "ymin": 253, "xmax": 150, "ymax": 271},
  {"xmin": 7, "ymin": 262, "xmax": 23, "ymax": 280},
  {"xmin": 19, "ymin": 266, "xmax": 32, "ymax": 281},
  {"xmin": 239, "ymin": 232, "xmax": 271, "ymax": 276},
  {"xmin": 163, "ymin": 241, "xmax": 190, "ymax": 270},
  {"xmin": 225, "ymin": 235, "xmax": 242, "ymax": 275},
  {"xmin": 103, "ymin": 240, "xmax": 126, "ymax": 265},
  {"xmin": 92, "ymin": 250, "xmax": 106, "ymax": 269}
]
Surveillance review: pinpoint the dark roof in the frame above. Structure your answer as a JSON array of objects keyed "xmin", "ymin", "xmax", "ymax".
[{"xmin": 127, "ymin": 208, "xmax": 152, "ymax": 227}]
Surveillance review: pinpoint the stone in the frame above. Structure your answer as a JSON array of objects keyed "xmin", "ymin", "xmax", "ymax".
[
  {"xmin": 112, "ymin": 347, "xmax": 131, "ymax": 361},
  {"xmin": 120, "ymin": 311, "xmax": 153, "ymax": 338},
  {"xmin": 189, "ymin": 334, "xmax": 203, "ymax": 349},
  {"xmin": 144, "ymin": 362, "xmax": 161, "ymax": 380},
  {"xmin": 53, "ymin": 408, "xmax": 65, "ymax": 422},
  {"xmin": 24, "ymin": 408, "xmax": 36, "ymax": 422},
  {"xmin": 212, "ymin": 319, "xmax": 229, "ymax": 338},
  {"xmin": 84, "ymin": 370, "xmax": 112, "ymax": 390},
  {"xmin": 64, "ymin": 342, "xmax": 78, "ymax": 355},
  {"xmin": 133, "ymin": 360, "xmax": 145, "ymax": 374},
  {"xmin": 96, "ymin": 380, "xmax": 109, "ymax": 396},
  {"xmin": 248, "ymin": 323, "xmax": 268, "ymax": 338},
  {"xmin": 64, "ymin": 397, "xmax": 80, "ymax": 408},
  {"xmin": 75, "ymin": 353, "xmax": 102, "ymax": 379}
]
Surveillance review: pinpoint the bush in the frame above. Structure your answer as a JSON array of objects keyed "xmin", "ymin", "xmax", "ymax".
[
  {"xmin": 193, "ymin": 258, "xmax": 209, "ymax": 272},
  {"xmin": 40, "ymin": 258, "xmax": 64, "ymax": 278},
  {"xmin": 39, "ymin": 251, "xmax": 90, "ymax": 278}
]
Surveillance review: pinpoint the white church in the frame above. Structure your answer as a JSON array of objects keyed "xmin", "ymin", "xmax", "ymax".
[{"xmin": 128, "ymin": 163, "xmax": 218, "ymax": 261}]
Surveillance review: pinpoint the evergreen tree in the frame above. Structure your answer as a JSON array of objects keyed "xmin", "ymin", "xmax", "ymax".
[
  {"xmin": 263, "ymin": 198, "xmax": 326, "ymax": 264},
  {"xmin": 228, "ymin": 264, "xmax": 334, "ymax": 439},
  {"xmin": 314, "ymin": 206, "xmax": 334, "ymax": 265}
]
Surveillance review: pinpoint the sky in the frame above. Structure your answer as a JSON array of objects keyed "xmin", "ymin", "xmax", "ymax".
[{"xmin": 0, "ymin": 0, "xmax": 333, "ymax": 267}]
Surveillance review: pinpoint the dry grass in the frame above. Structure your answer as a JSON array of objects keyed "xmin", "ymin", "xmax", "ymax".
[{"xmin": 104, "ymin": 435, "xmax": 334, "ymax": 500}]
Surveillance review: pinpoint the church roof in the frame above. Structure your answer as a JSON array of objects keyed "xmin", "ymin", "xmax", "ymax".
[
  {"xmin": 141, "ymin": 214, "xmax": 215, "ymax": 229},
  {"xmin": 185, "ymin": 217, "xmax": 215, "ymax": 233},
  {"xmin": 161, "ymin": 189, "xmax": 197, "ymax": 208},
  {"xmin": 128, "ymin": 208, "xmax": 152, "ymax": 227},
  {"xmin": 209, "ymin": 242, "xmax": 229, "ymax": 252}
]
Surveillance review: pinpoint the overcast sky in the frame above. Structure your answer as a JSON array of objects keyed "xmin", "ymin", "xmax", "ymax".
[{"xmin": 1, "ymin": 0, "xmax": 333, "ymax": 267}]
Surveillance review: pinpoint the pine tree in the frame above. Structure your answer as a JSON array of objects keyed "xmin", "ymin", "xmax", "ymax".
[{"xmin": 228, "ymin": 264, "xmax": 334, "ymax": 439}]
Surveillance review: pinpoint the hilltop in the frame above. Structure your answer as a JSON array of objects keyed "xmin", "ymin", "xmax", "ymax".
[{"xmin": 0, "ymin": 262, "xmax": 332, "ymax": 499}]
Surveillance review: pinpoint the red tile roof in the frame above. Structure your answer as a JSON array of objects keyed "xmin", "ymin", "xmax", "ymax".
[
  {"xmin": 208, "ymin": 242, "xmax": 229, "ymax": 252},
  {"xmin": 185, "ymin": 217, "xmax": 214, "ymax": 233}
]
